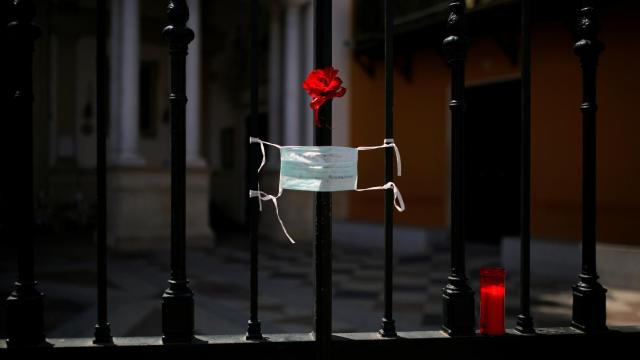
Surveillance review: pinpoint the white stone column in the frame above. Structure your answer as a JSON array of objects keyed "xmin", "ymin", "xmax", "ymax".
[
  {"xmin": 332, "ymin": 0, "xmax": 352, "ymax": 147},
  {"xmin": 303, "ymin": 1, "xmax": 314, "ymax": 146},
  {"xmin": 282, "ymin": 1, "xmax": 303, "ymax": 146},
  {"xmin": 268, "ymin": 0, "xmax": 282, "ymax": 147},
  {"xmin": 109, "ymin": 0, "xmax": 144, "ymax": 166},
  {"xmin": 109, "ymin": 0, "xmax": 121, "ymax": 157},
  {"xmin": 186, "ymin": 0, "xmax": 206, "ymax": 167}
]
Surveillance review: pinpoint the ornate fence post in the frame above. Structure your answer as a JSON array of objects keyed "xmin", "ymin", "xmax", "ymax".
[
  {"xmin": 571, "ymin": 0, "xmax": 607, "ymax": 333},
  {"xmin": 162, "ymin": 0, "xmax": 196, "ymax": 344},
  {"xmin": 441, "ymin": 0, "xmax": 475, "ymax": 336},
  {"xmin": 5, "ymin": 0, "xmax": 45, "ymax": 347}
]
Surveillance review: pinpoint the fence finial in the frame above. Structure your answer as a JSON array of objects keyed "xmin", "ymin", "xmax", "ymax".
[{"xmin": 163, "ymin": 0, "xmax": 195, "ymax": 49}]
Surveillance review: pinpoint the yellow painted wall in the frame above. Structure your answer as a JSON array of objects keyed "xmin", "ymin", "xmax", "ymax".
[
  {"xmin": 350, "ymin": 46, "xmax": 449, "ymax": 228},
  {"xmin": 349, "ymin": 11, "xmax": 640, "ymax": 245}
]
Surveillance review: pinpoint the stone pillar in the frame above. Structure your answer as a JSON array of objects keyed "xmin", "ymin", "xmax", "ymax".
[
  {"xmin": 303, "ymin": 1, "xmax": 314, "ymax": 146},
  {"xmin": 256, "ymin": 0, "xmax": 314, "ymax": 243},
  {"xmin": 268, "ymin": 0, "xmax": 282, "ymax": 148},
  {"xmin": 184, "ymin": 0, "xmax": 211, "ymax": 245},
  {"xmin": 105, "ymin": 0, "xmax": 211, "ymax": 251},
  {"xmin": 186, "ymin": 0, "xmax": 206, "ymax": 167},
  {"xmin": 282, "ymin": 0, "xmax": 303, "ymax": 146},
  {"xmin": 109, "ymin": 0, "xmax": 121, "ymax": 156},
  {"xmin": 109, "ymin": 0, "xmax": 144, "ymax": 165}
]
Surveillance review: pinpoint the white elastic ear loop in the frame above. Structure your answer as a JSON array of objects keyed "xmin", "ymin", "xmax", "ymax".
[
  {"xmin": 385, "ymin": 182, "xmax": 405, "ymax": 212},
  {"xmin": 249, "ymin": 137, "xmax": 283, "ymax": 173},
  {"xmin": 248, "ymin": 137, "xmax": 292, "ymax": 242},
  {"xmin": 384, "ymin": 139, "xmax": 402, "ymax": 177},
  {"xmin": 249, "ymin": 136, "xmax": 284, "ymax": 215},
  {"xmin": 355, "ymin": 182, "xmax": 405, "ymax": 212},
  {"xmin": 249, "ymin": 137, "xmax": 266, "ymax": 173},
  {"xmin": 356, "ymin": 139, "xmax": 402, "ymax": 177},
  {"xmin": 249, "ymin": 189, "xmax": 294, "ymax": 244}
]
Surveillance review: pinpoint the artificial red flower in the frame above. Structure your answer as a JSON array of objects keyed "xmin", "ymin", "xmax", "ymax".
[{"xmin": 302, "ymin": 67, "xmax": 347, "ymax": 127}]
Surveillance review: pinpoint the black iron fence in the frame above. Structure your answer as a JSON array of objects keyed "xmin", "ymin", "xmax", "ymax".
[{"xmin": 1, "ymin": 0, "xmax": 639, "ymax": 358}]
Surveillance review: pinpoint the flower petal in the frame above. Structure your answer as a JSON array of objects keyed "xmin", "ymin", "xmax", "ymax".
[{"xmin": 303, "ymin": 66, "xmax": 347, "ymax": 127}]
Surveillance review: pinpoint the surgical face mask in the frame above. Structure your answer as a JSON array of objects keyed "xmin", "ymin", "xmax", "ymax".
[
  {"xmin": 280, "ymin": 145, "xmax": 358, "ymax": 192},
  {"xmin": 249, "ymin": 137, "xmax": 405, "ymax": 243}
]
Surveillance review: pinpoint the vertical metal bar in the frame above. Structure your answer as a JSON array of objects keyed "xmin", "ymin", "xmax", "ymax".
[
  {"xmin": 0, "ymin": 0, "xmax": 10, "ymax": 252},
  {"xmin": 245, "ymin": 0, "xmax": 263, "ymax": 341},
  {"xmin": 441, "ymin": 0, "xmax": 475, "ymax": 337},
  {"xmin": 161, "ymin": 0, "xmax": 195, "ymax": 344},
  {"xmin": 571, "ymin": 0, "xmax": 607, "ymax": 333},
  {"xmin": 516, "ymin": 0, "xmax": 535, "ymax": 335},
  {"xmin": 313, "ymin": 0, "xmax": 332, "ymax": 358},
  {"xmin": 379, "ymin": 0, "xmax": 396, "ymax": 338},
  {"xmin": 94, "ymin": 0, "xmax": 113, "ymax": 344},
  {"xmin": 5, "ymin": 0, "xmax": 45, "ymax": 348}
]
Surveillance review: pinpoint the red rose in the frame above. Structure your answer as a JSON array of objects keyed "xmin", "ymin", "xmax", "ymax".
[{"xmin": 302, "ymin": 67, "xmax": 347, "ymax": 127}]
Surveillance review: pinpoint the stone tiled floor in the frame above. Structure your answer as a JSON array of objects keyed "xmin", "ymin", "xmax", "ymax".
[{"xmin": 1, "ymin": 233, "xmax": 639, "ymax": 338}]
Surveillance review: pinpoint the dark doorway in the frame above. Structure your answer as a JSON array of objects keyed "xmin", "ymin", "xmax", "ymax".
[{"xmin": 463, "ymin": 79, "xmax": 521, "ymax": 244}]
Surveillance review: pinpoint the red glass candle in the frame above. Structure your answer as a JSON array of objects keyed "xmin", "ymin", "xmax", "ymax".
[{"xmin": 480, "ymin": 267, "xmax": 505, "ymax": 335}]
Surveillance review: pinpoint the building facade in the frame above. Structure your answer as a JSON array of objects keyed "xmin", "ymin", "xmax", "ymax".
[
  {"xmin": 16, "ymin": 0, "xmax": 353, "ymax": 248},
  {"xmin": 347, "ymin": 0, "xmax": 640, "ymax": 286},
  {"xmin": 21, "ymin": 0, "xmax": 211, "ymax": 249}
]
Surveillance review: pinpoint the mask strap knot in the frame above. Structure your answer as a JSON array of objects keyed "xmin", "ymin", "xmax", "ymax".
[
  {"xmin": 355, "ymin": 182, "xmax": 405, "ymax": 212},
  {"xmin": 357, "ymin": 139, "xmax": 402, "ymax": 177},
  {"xmin": 250, "ymin": 137, "xmax": 282, "ymax": 174},
  {"xmin": 249, "ymin": 189, "xmax": 293, "ymax": 243}
]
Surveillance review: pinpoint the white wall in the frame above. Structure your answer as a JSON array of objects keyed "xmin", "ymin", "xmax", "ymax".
[{"xmin": 331, "ymin": 0, "xmax": 353, "ymax": 148}]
